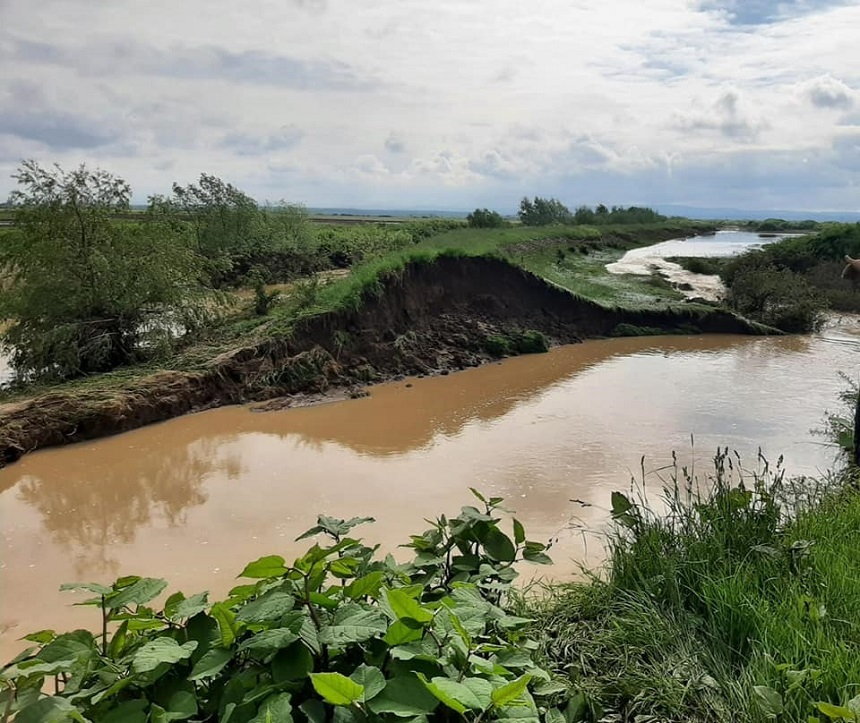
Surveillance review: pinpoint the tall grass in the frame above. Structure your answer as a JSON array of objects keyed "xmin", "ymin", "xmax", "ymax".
[{"xmin": 528, "ymin": 450, "xmax": 860, "ymax": 722}]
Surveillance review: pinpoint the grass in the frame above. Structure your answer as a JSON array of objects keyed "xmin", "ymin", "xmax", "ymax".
[
  {"xmin": 525, "ymin": 451, "xmax": 860, "ymax": 723},
  {"xmin": 0, "ymin": 220, "xmax": 724, "ymax": 402}
]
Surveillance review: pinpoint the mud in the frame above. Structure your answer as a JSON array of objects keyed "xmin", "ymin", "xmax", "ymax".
[{"xmin": 0, "ymin": 255, "xmax": 772, "ymax": 466}]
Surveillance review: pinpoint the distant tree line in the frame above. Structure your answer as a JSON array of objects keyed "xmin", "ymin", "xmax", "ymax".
[{"xmin": 518, "ymin": 197, "xmax": 666, "ymax": 226}]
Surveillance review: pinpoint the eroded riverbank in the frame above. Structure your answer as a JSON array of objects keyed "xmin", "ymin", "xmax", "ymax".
[{"xmin": 2, "ymin": 324, "xmax": 857, "ymax": 661}]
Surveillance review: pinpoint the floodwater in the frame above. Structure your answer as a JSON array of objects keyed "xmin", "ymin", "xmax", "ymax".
[
  {"xmin": 606, "ymin": 229, "xmax": 781, "ymax": 300},
  {"xmin": 3, "ymin": 319, "xmax": 860, "ymax": 661}
]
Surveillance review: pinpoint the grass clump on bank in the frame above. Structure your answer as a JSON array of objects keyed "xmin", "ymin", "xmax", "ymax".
[{"xmin": 528, "ymin": 450, "xmax": 860, "ymax": 722}]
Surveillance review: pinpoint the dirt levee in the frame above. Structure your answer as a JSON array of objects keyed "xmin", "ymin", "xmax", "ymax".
[{"xmin": 0, "ymin": 255, "xmax": 770, "ymax": 465}]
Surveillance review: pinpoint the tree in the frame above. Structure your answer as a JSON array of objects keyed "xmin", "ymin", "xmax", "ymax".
[
  {"xmin": 0, "ymin": 161, "xmax": 214, "ymax": 381},
  {"xmin": 467, "ymin": 208, "xmax": 505, "ymax": 228},
  {"xmin": 517, "ymin": 196, "xmax": 572, "ymax": 226}
]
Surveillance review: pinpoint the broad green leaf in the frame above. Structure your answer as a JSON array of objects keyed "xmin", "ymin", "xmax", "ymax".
[
  {"xmin": 492, "ymin": 674, "xmax": 532, "ymax": 708},
  {"xmin": 60, "ymin": 582, "xmax": 111, "ymax": 596},
  {"xmin": 251, "ymin": 693, "xmax": 293, "ymax": 723},
  {"xmin": 319, "ymin": 609, "xmax": 387, "ymax": 645},
  {"xmin": 300, "ymin": 700, "xmax": 326, "ymax": 723},
  {"xmin": 513, "ymin": 519, "xmax": 526, "ymax": 545},
  {"xmin": 310, "ymin": 672, "xmax": 365, "ymax": 706},
  {"xmin": 240, "ymin": 556, "xmax": 288, "ymax": 579},
  {"xmin": 345, "ymin": 572, "xmax": 385, "ymax": 600},
  {"xmin": 238, "ymin": 628, "xmax": 299, "ymax": 657},
  {"xmin": 15, "ymin": 695, "xmax": 88, "ymax": 723},
  {"xmin": 23, "ymin": 630, "xmax": 56, "ymax": 645},
  {"xmin": 166, "ymin": 690, "xmax": 197, "ymax": 721},
  {"xmin": 309, "ymin": 592, "xmax": 340, "ymax": 610},
  {"xmin": 211, "ymin": 602, "xmax": 239, "ymax": 647},
  {"xmin": 368, "ymin": 675, "xmax": 439, "ymax": 717},
  {"xmin": 329, "ymin": 558, "xmax": 360, "ymax": 578},
  {"xmin": 385, "ymin": 588, "xmax": 433, "ymax": 624},
  {"xmin": 189, "ymin": 648, "xmax": 233, "ymax": 681},
  {"xmin": 545, "ymin": 708, "xmax": 566, "ymax": 723},
  {"xmin": 384, "ymin": 620, "xmax": 423, "ymax": 645},
  {"xmin": 816, "ymin": 702, "xmax": 857, "ymax": 721},
  {"xmin": 532, "ymin": 680, "xmax": 568, "ymax": 697},
  {"xmin": 174, "ymin": 592, "xmax": 209, "ymax": 620},
  {"xmin": 752, "ymin": 687, "xmax": 783, "ymax": 718},
  {"xmin": 236, "ymin": 590, "xmax": 295, "ymax": 624},
  {"xmin": 132, "ymin": 639, "xmax": 197, "ymax": 673},
  {"xmin": 417, "ymin": 674, "xmax": 492, "ymax": 713},
  {"xmin": 521, "ymin": 542, "xmax": 552, "ymax": 565},
  {"xmin": 610, "ymin": 491, "xmax": 632, "ymax": 516},
  {"xmin": 350, "ymin": 665, "xmax": 386, "ymax": 702},
  {"xmin": 484, "ymin": 528, "xmax": 516, "ymax": 562},
  {"xmin": 102, "ymin": 699, "xmax": 148, "ymax": 723},
  {"xmin": 106, "ymin": 578, "xmax": 168, "ymax": 610},
  {"xmin": 271, "ymin": 642, "xmax": 314, "ymax": 682},
  {"xmin": 163, "ymin": 592, "xmax": 185, "ymax": 620}
]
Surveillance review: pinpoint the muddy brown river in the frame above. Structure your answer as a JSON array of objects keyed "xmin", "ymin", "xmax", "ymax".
[{"xmin": 3, "ymin": 320, "xmax": 860, "ymax": 661}]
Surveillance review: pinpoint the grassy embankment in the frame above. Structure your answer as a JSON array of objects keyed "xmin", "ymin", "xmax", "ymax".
[
  {"xmin": 524, "ymin": 447, "xmax": 860, "ymax": 723},
  {"xmin": 0, "ymin": 219, "xmax": 719, "ymax": 405}
]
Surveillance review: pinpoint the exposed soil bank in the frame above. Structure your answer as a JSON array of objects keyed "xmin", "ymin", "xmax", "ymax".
[{"xmin": 0, "ymin": 256, "xmax": 772, "ymax": 466}]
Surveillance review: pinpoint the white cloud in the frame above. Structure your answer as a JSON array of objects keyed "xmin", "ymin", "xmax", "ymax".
[{"xmin": 0, "ymin": 0, "xmax": 858, "ymax": 211}]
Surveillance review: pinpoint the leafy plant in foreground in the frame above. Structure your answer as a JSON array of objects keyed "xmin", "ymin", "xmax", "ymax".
[{"xmin": 0, "ymin": 492, "xmax": 563, "ymax": 723}]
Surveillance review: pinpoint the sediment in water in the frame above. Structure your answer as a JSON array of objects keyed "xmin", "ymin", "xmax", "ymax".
[{"xmin": 0, "ymin": 255, "xmax": 774, "ymax": 466}]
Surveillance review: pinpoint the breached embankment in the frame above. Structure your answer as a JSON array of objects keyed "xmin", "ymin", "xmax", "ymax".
[{"xmin": 0, "ymin": 255, "xmax": 774, "ymax": 466}]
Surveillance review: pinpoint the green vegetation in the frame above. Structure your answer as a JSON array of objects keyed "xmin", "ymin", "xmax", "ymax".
[
  {"xmin": 667, "ymin": 256, "xmax": 728, "ymax": 276},
  {"xmin": 712, "ymin": 224, "xmax": 860, "ymax": 330},
  {"xmin": 518, "ymin": 197, "xmax": 573, "ymax": 226},
  {"xmin": 482, "ymin": 330, "xmax": 549, "ymax": 357},
  {"xmin": 466, "ymin": 209, "xmax": 507, "ymax": 228},
  {"xmin": 0, "ymin": 493, "xmax": 560, "ymax": 723},
  {"xmin": 0, "ymin": 161, "xmax": 216, "ymax": 381},
  {"xmin": 527, "ymin": 448, "xmax": 860, "ymax": 723}
]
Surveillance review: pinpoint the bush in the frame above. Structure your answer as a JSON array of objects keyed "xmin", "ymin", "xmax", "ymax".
[
  {"xmin": 0, "ymin": 495, "xmax": 560, "ymax": 723},
  {"xmin": 725, "ymin": 261, "xmax": 828, "ymax": 332},
  {"xmin": 467, "ymin": 209, "xmax": 506, "ymax": 229},
  {"xmin": 483, "ymin": 334, "xmax": 511, "ymax": 357}
]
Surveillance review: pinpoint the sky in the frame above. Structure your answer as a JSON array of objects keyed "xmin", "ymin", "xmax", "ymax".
[{"xmin": 0, "ymin": 0, "xmax": 858, "ymax": 212}]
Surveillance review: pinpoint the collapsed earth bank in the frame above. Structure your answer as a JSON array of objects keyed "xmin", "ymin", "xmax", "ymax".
[{"xmin": 0, "ymin": 255, "xmax": 772, "ymax": 466}]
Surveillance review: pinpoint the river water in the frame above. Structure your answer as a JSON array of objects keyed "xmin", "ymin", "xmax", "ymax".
[
  {"xmin": 607, "ymin": 229, "xmax": 774, "ymax": 300},
  {"xmin": 1, "ymin": 231, "xmax": 858, "ymax": 661}
]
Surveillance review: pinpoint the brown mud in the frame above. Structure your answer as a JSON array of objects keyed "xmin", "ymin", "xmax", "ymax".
[{"xmin": 0, "ymin": 255, "xmax": 772, "ymax": 466}]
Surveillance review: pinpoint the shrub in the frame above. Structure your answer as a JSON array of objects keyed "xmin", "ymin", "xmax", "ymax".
[
  {"xmin": 467, "ymin": 209, "xmax": 506, "ymax": 229},
  {"xmin": 483, "ymin": 334, "xmax": 511, "ymax": 357},
  {"xmin": 0, "ymin": 495, "xmax": 560, "ymax": 723}
]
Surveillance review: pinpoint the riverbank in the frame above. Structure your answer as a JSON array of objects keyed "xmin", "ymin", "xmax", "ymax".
[
  {"xmin": 0, "ymin": 246, "xmax": 774, "ymax": 466},
  {"xmin": 526, "ymin": 453, "xmax": 860, "ymax": 723}
]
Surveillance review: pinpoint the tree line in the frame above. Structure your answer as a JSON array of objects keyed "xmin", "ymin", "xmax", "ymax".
[{"xmin": 466, "ymin": 198, "xmax": 666, "ymax": 228}]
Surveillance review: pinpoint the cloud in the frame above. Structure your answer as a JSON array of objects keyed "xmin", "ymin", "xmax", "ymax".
[
  {"xmin": 221, "ymin": 125, "xmax": 304, "ymax": 156},
  {"xmin": 0, "ymin": 0, "xmax": 858, "ymax": 211},
  {"xmin": 674, "ymin": 89, "xmax": 769, "ymax": 141},
  {"xmin": 801, "ymin": 74, "xmax": 856, "ymax": 110},
  {"xmin": 4, "ymin": 37, "xmax": 379, "ymax": 92},
  {"xmin": 0, "ymin": 81, "xmax": 120, "ymax": 150},
  {"xmin": 384, "ymin": 132, "xmax": 406, "ymax": 154}
]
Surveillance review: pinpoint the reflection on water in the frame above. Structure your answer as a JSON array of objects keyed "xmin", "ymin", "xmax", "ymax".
[{"xmin": 1, "ymin": 325, "xmax": 858, "ymax": 661}]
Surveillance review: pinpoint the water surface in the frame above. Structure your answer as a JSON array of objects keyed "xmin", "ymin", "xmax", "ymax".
[{"xmin": 2, "ymin": 322, "xmax": 858, "ymax": 661}]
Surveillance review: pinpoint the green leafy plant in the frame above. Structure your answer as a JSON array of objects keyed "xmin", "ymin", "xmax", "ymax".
[{"xmin": 0, "ymin": 493, "xmax": 560, "ymax": 723}]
